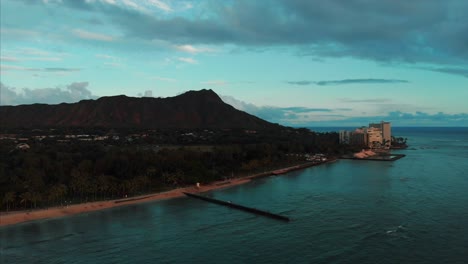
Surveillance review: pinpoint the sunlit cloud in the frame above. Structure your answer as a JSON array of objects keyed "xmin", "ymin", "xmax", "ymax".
[
  {"xmin": 102, "ymin": 0, "xmax": 172, "ymax": 13},
  {"xmin": 146, "ymin": 0, "xmax": 172, "ymax": 12},
  {"xmin": 175, "ymin": 45, "xmax": 215, "ymax": 54},
  {"xmin": 101, "ymin": 0, "xmax": 117, "ymax": 4}
]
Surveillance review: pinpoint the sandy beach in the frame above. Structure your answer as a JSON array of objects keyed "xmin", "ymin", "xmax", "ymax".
[{"xmin": 0, "ymin": 161, "xmax": 329, "ymax": 227}]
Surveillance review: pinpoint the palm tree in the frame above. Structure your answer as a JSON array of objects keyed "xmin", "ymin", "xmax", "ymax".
[
  {"xmin": 108, "ymin": 177, "xmax": 119, "ymax": 199},
  {"xmin": 3, "ymin": 192, "xmax": 15, "ymax": 212},
  {"xmin": 70, "ymin": 169, "xmax": 90, "ymax": 202},
  {"xmin": 30, "ymin": 192, "xmax": 42, "ymax": 209},
  {"xmin": 48, "ymin": 184, "xmax": 68, "ymax": 206},
  {"xmin": 20, "ymin": 191, "xmax": 32, "ymax": 209},
  {"xmin": 97, "ymin": 175, "xmax": 110, "ymax": 199}
]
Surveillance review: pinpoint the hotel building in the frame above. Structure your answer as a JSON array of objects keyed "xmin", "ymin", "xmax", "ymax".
[{"xmin": 339, "ymin": 121, "xmax": 392, "ymax": 149}]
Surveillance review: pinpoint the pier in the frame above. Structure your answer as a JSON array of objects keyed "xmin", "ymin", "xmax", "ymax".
[{"xmin": 183, "ymin": 192, "xmax": 290, "ymax": 222}]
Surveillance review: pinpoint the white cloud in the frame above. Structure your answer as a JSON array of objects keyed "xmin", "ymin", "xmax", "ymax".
[
  {"xmin": 119, "ymin": 0, "xmax": 172, "ymax": 12},
  {"xmin": 73, "ymin": 29, "xmax": 115, "ymax": 42},
  {"xmin": 121, "ymin": 0, "xmax": 141, "ymax": 10},
  {"xmin": 177, "ymin": 57, "xmax": 197, "ymax": 64},
  {"xmin": 0, "ymin": 82, "xmax": 97, "ymax": 106},
  {"xmin": 175, "ymin": 44, "xmax": 215, "ymax": 54},
  {"xmin": 147, "ymin": 0, "xmax": 172, "ymax": 12}
]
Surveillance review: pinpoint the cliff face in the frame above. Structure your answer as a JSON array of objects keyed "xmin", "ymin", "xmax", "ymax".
[{"xmin": 0, "ymin": 89, "xmax": 279, "ymax": 130}]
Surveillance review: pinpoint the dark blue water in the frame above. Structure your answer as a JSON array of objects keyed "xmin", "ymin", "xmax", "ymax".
[{"xmin": 2, "ymin": 127, "xmax": 468, "ymax": 263}]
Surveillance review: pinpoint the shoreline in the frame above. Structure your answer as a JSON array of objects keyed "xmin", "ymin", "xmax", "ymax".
[{"xmin": 0, "ymin": 160, "xmax": 334, "ymax": 227}]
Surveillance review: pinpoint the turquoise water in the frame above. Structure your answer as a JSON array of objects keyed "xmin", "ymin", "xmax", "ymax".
[{"xmin": 2, "ymin": 127, "xmax": 468, "ymax": 263}]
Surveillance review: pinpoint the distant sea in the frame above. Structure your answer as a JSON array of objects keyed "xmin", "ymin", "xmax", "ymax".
[{"xmin": 2, "ymin": 127, "xmax": 468, "ymax": 264}]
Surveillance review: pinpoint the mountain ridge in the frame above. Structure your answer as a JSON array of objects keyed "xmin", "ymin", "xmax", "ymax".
[{"xmin": 0, "ymin": 89, "xmax": 280, "ymax": 130}]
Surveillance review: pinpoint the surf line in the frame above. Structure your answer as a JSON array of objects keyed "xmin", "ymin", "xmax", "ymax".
[{"xmin": 183, "ymin": 192, "xmax": 290, "ymax": 222}]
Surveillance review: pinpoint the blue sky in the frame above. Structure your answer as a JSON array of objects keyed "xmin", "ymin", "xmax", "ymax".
[{"xmin": 1, "ymin": 0, "xmax": 467, "ymax": 126}]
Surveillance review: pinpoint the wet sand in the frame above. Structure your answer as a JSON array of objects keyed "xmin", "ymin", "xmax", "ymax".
[{"xmin": 0, "ymin": 161, "xmax": 328, "ymax": 227}]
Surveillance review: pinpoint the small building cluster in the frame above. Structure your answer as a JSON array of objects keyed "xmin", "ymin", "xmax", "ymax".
[{"xmin": 339, "ymin": 121, "xmax": 391, "ymax": 149}]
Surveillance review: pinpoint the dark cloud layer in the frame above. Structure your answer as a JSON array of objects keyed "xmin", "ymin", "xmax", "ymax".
[
  {"xmin": 20, "ymin": 0, "xmax": 468, "ymax": 65},
  {"xmin": 0, "ymin": 82, "xmax": 97, "ymax": 105},
  {"xmin": 427, "ymin": 67, "xmax": 468, "ymax": 78},
  {"xmin": 286, "ymin": 81, "xmax": 313, "ymax": 86}
]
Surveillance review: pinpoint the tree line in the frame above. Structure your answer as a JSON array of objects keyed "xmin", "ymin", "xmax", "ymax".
[{"xmin": 0, "ymin": 129, "xmax": 351, "ymax": 212}]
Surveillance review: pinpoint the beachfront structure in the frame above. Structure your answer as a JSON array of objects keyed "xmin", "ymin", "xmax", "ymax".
[
  {"xmin": 367, "ymin": 127, "xmax": 383, "ymax": 148},
  {"xmin": 339, "ymin": 128, "xmax": 367, "ymax": 145},
  {"xmin": 351, "ymin": 128, "xmax": 368, "ymax": 146},
  {"xmin": 339, "ymin": 121, "xmax": 391, "ymax": 149},
  {"xmin": 369, "ymin": 121, "xmax": 391, "ymax": 148},
  {"xmin": 339, "ymin": 130, "xmax": 351, "ymax": 144}
]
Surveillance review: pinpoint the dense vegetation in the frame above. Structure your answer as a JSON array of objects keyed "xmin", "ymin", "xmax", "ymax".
[
  {"xmin": 0, "ymin": 128, "xmax": 356, "ymax": 212},
  {"xmin": 0, "ymin": 90, "xmax": 363, "ymax": 212}
]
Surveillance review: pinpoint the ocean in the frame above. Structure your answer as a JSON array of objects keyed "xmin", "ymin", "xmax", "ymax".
[{"xmin": 1, "ymin": 127, "xmax": 468, "ymax": 263}]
